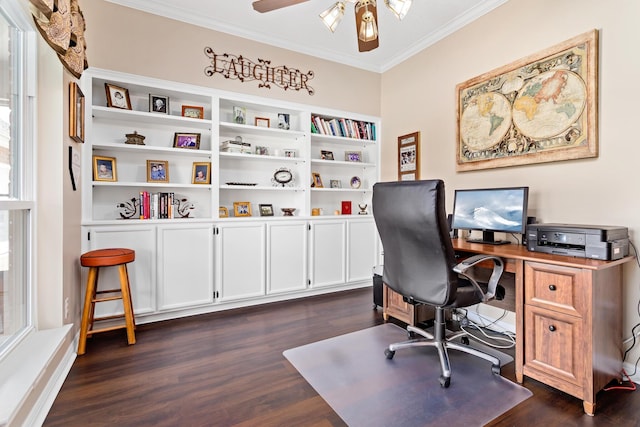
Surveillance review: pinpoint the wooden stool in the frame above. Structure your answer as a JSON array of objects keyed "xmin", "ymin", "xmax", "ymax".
[{"xmin": 78, "ymin": 248, "xmax": 136, "ymax": 355}]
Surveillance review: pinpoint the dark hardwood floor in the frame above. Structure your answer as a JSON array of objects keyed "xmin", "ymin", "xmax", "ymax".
[{"xmin": 45, "ymin": 288, "xmax": 640, "ymax": 426}]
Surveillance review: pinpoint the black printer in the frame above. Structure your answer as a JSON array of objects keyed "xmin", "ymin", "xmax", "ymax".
[{"xmin": 526, "ymin": 223, "xmax": 629, "ymax": 260}]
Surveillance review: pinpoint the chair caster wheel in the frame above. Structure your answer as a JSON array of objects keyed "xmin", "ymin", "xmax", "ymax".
[
  {"xmin": 491, "ymin": 364, "xmax": 501, "ymax": 375},
  {"xmin": 384, "ymin": 349, "xmax": 395, "ymax": 359},
  {"xmin": 461, "ymin": 336, "xmax": 470, "ymax": 345},
  {"xmin": 439, "ymin": 375, "xmax": 451, "ymax": 388}
]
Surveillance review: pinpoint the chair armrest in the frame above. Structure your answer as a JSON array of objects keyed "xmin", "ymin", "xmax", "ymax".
[{"xmin": 453, "ymin": 254, "xmax": 504, "ymax": 302}]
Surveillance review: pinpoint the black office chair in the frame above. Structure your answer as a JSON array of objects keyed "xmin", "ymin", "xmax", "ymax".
[{"xmin": 372, "ymin": 179, "xmax": 505, "ymax": 388}]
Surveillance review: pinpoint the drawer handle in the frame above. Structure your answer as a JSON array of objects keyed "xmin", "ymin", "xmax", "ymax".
[
  {"xmin": 548, "ymin": 284, "xmax": 556, "ymax": 291},
  {"xmin": 549, "ymin": 325, "xmax": 556, "ymax": 332}
]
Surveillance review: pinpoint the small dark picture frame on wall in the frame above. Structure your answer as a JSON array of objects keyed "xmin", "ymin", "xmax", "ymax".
[
  {"xmin": 69, "ymin": 82, "xmax": 85, "ymax": 143},
  {"xmin": 398, "ymin": 131, "xmax": 420, "ymax": 181}
]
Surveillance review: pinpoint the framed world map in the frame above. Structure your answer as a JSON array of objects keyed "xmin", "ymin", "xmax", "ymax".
[{"xmin": 456, "ymin": 30, "xmax": 598, "ymax": 171}]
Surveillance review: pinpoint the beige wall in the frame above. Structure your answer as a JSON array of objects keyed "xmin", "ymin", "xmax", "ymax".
[
  {"xmin": 81, "ymin": 0, "xmax": 381, "ymax": 116},
  {"xmin": 381, "ymin": 0, "xmax": 640, "ymax": 366}
]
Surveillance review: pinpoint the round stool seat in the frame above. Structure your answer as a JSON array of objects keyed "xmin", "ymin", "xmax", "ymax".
[{"xmin": 81, "ymin": 248, "xmax": 135, "ymax": 267}]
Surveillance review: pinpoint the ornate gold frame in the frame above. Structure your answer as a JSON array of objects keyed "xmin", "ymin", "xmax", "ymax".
[{"xmin": 456, "ymin": 30, "xmax": 598, "ymax": 171}]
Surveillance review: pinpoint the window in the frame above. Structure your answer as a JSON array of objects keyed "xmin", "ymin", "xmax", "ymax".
[{"xmin": 0, "ymin": 1, "xmax": 35, "ymax": 356}]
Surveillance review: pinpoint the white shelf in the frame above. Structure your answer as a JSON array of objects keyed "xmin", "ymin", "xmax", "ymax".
[
  {"xmin": 92, "ymin": 181, "xmax": 211, "ymax": 189},
  {"xmin": 220, "ymin": 185, "xmax": 304, "ymax": 191},
  {"xmin": 220, "ymin": 152, "xmax": 304, "ymax": 163},
  {"xmin": 93, "ymin": 142, "xmax": 213, "ymax": 157},
  {"xmin": 220, "ymin": 121, "xmax": 305, "ymax": 138},
  {"xmin": 310, "ymin": 159, "xmax": 375, "ymax": 168},
  {"xmin": 93, "ymin": 105, "xmax": 213, "ymax": 129},
  {"xmin": 310, "ymin": 132, "xmax": 375, "ymax": 145}
]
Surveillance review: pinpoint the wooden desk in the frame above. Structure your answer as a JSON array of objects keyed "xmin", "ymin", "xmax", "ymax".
[{"xmin": 384, "ymin": 238, "xmax": 634, "ymax": 415}]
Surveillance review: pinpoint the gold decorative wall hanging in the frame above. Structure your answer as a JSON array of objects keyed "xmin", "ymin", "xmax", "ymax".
[
  {"xmin": 204, "ymin": 48, "xmax": 315, "ymax": 96},
  {"xmin": 29, "ymin": 0, "xmax": 88, "ymax": 78},
  {"xmin": 456, "ymin": 30, "xmax": 598, "ymax": 172}
]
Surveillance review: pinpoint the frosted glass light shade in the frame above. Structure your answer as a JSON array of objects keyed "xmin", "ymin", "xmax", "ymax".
[
  {"xmin": 319, "ymin": 2, "xmax": 346, "ymax": 32},
  {"xmin": 358, "ymin": 10, "xmax": 378, "ymax": 42},
  {"xmin": 385, "ymin": 0, "xmax": 412, "ymax": 20}
]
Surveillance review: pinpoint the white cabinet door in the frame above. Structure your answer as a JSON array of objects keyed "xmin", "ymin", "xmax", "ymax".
[
  {"xmin": 85, "ymin": 225, "xmax": 157, "ymax": 317},
  {"xmin": 347, "ymin": 219, "xmax": 377, "ymax": 283},
  {"xmin": 157, "ymin": 224, "xmax": 214, "ymax": 310},
  {"xmin": 309, "ymin": 220, "xmax": 346, "ymax": 288},
  {"xmin": 216, "ymin": 222, "xmax": 266, "ymax": 301},
  {"xmin": 267, "ymin": 221, "xmax": 308, "ymax": 294}
]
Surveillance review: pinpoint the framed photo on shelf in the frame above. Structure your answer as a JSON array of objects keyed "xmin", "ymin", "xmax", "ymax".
[
  {"xmin": 345, "ymin": 151, "xmax": 362, "ymax": 162},
  {"xmin": 259, "ymin": 204, "xmax": 274, "ymax": 216},
  {"xmin": 277, "ymin": 113, "xmax": 290, "ymax": 130},
  {"xmin": 321, "ymin": 150, "xmax": 334, "ymax": 160},
  {"xmin": 255, "ymin": 117, "xmax": 270, "ymax": 127},
  {"xmin": 311, "ymin": 172, "xmax": 323, "ymax": 188},
  {"xmin": 219, "ymin": 206, "xmax": 229, "ymax": 218},
  {"xmin": 69, "ymin": 82, "xmax": 85, "ymax": 143},
  {"xmin": 233, "ymin": 201, "xmax": 252, "ymax": 217},
  {"xmin": 398, "ymin": 131, "xmax": 420, "ymax": 181},
  {"xmin": 173, "ymin": 132, "xmax": 201, "ymax": 149},
  {"xmin": 284, "ymin": 149, "xmax": 297, "ymax": 158},
  {"xmin": 255, "ymin": 146, "xmax": 269, "ymax": 155},
  {"xmin": 149, "ymin": 94, "xmax": 169, "ymax": 114},
  {"xmin": 233, "ymin": 106, "xmax": 246, "ymax": 124},
  {"xmin": 146, "ymin": 160, "xmax": 169, "ymax": 183},
  {"xmin": 104, "ymin": 83, "xmax": 131, "ymax": 110},
  {"xmin": 350, "ymin": 176, "xmax": 362, "ymax": 189},
  {"xmin": 330, "ymin": 179, "xmax": 341, "ymax": 188},
  {"xmin": 182, "ymin": 105, "xmax": 204, "ymax": 119},
  {"xmin": 192, "ymin": 162, "xmax": 211, "ymax": 184},
  {"xmin": 93, "ymin": 155, "xmax": 117, "ymax": 182}
]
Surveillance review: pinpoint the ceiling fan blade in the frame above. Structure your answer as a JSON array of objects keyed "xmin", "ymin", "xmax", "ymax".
[{"xmin": 252, "ymin": 0, "xmax": 310, "ymax": 13}]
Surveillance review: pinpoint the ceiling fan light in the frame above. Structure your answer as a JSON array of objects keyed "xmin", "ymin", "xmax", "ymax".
[
  {"xmin": 384, "ymin": 0, "xmax": 412, "ymax": 20},
  {"xmin": 358, "ymin": 10, "xmax": 378, "ymax": 42},
  {"xmin": 319, "ymin": 2, "xmax": 346, "ymax": 32}
]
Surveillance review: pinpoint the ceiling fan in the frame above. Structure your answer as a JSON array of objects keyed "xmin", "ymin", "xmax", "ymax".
[{"xmin": 252, "ymin": 0, "xmax": 413, "ymax": 53}]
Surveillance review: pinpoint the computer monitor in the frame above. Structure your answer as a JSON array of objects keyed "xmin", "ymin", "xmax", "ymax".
[{"xmin": 451, "ymin": 186, "xmax": 529, "ymax": 245}]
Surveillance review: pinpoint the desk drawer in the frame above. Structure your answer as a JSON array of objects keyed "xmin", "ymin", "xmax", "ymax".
[
  {"xmin": 525, "ymin": 261, "xmax": 589, "ymax": 317},
  {"xmin": 524, "ymin": 305, "xmax": 585, "ymax": 393}
]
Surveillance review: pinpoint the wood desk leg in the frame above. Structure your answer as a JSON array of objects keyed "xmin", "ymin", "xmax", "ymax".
[{"xmin": 583, "ymin": 401, "xmax": 595, "ymax": 416}]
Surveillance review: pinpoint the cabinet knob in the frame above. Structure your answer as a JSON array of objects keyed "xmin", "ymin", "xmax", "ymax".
[
  {"xmin": 549, "ymin": 325, "xmax": 556, "ymax": 332},
  {"xmin": 548, "ymin": 284, "xmax": 556, "ymax": 291}
]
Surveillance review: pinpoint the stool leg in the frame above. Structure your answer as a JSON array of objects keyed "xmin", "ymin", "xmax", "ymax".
[
  {"xmin": 124, "ymin": 264, "xmax": 136, "ymax": 329},
  {"xmin": 78, "ymin": 267, "xmax": 98, "ymax": 355},
  {"xmin": 118, "ymin": 264, "xmax": 136, "ymax": 345}
]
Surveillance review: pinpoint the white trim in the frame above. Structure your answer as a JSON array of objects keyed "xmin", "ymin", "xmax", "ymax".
[{"xmin": 0, "ymin": 325, "xmax": 74, "ymax": 427}]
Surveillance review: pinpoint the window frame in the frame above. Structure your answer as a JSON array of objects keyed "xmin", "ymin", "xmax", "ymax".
[{"xmin": 0, "ymin": 0, "xmax": 37, "ymax": 359}]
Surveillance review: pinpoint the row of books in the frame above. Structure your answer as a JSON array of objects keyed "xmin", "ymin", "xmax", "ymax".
[
  {"xmin": 310, "ymin": 116, "xmax": 376, "ymax": 141},
  {"xmin": 139, "ymin": 191, "xmax": 175, "ymax": 219}
]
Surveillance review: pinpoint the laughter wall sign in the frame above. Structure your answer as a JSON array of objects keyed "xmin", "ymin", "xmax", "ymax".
[{"xmin": 204, "ymin": 48, "xmax": 315, "ymax": 95}]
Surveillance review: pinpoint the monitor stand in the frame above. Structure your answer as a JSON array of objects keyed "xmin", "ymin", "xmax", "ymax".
[{"xmin": 465, "ymin": 230, "xmax": 511, "ymax": 245}]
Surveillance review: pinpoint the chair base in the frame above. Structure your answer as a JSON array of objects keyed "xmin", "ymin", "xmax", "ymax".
[{"xmin": 384, "ymin": 308, "xmax": 501, "ymax": 388}]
